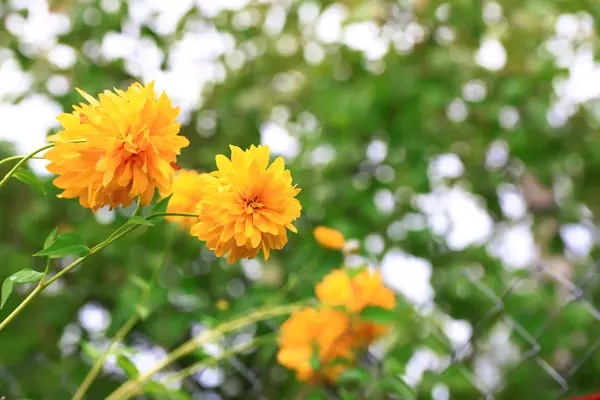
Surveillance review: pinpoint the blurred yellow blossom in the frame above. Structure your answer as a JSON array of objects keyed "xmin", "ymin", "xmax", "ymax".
[
  {"xmin": 44, "ymin": 82, "xmax": 189, "ymax": 211},
  {"xmin": 216, "ymin": 299, "xmax": 230, "ymax": 311},
  {"xmin": 316, "ymin": 268, "xmax": 396, "ymax": 347},
  {"xmin": 277, "ymin": 307, "xmax": 354, "ymax": 382},
  {"xmin": 190, "ymin": 145, "xmax": 302, "ymax": 264},
  {"xmin": 164, "ymin": 169, "xmax": 206, "ymax": 228},
  {"xmin": 313, "ymin": 226, "xmax": 346, "ymax": 250}
]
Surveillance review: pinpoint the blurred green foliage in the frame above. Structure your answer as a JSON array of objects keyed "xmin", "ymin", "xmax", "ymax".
[{"xmin": 2, "ymin": 0, "xmax": 600, "ymax": 399}]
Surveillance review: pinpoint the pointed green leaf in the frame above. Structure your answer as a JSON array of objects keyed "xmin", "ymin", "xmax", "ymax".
[
  {"xmin": 8, "ymin": 269, "xmax": 45, "ymax": 283},
  {"xmin": 1, "ymin": 279, "xmax": 14, "ymax": 310},
  {"xmin": 144, "ymin": 382, "xmax": 191, "ymax": 400},
  {"xmin": 339, "ymin": 389, "xmax": 355, "ymax": 400},
  {"xmin": 12, "ymin": 169, "xmax": 46, "ymax": 195},
  {"xmin": 309, "ymin": 346, "xmax": 320, "ymax": 370},
  {"xmin": 374, "ymin": 377, "xmax": 417, "ymax": 398},
  {"xmin": 151, "ymin": 194, "xmax": 172, "ymax": 215},
  {"xmin": 81, "ymin": 342, "xmax": 100, "ymax": 361},
  {"xmin": 136, "ymin": 304, "xmax": 150, "ymax": 320},
  {"xmin": 336, "ymin": 368, "xmax": 370, "ymax": 384},
  {"xmin": 43, "ymin": 227, "xmax": 58, "ymax": 249},
  {"xmin": 304, "ymin": 388, "xmax": 327, "ymax": 400},
  {"xmin": 1, "ymin": 268, "xmax": 45, "ymax": 308},
  {"xmin": 33, "ymin": 232, "xmax": 90, "ymax": 259},
  {"xmin": 128, "ymin": 216, "xmax": 154, "ymax": 226},
  {"xmin": 359, "ymin": 306, "xmax": 396, "ymax": 324},
  {"xmin": 130, "ymin": 274, "xmax": 150, "ymax": 291},
  {"xmin": 117, "ymin": 355, "xmax": 139, "ymax": 379}
]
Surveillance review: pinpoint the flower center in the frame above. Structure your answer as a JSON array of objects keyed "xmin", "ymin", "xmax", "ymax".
[{"xmin": 244, "ymin": 196, "xmax": 263, "ymax": 214}]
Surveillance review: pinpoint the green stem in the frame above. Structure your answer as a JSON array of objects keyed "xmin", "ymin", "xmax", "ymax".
[
  {"xmin": 105, "ymin": 199, "xmax": 143, "ymax": 242},
  {"xmin": 0, "ymin": 211, "xmax": 193, "ymax": 332},
  {"xmin": 106, "ymin": 302, "xmax": 305, "ymax": 400},
  {"xmin": 0, "ymin": 144, "xmax": 54, "ymax": 190},
  {"xmin": 0, "ymin": 155, "xmax": 45, "ymax": 166},
  {"xmin": 147, "ymin": 212, "xmax": 198, "ymax": 219},
  {"xmin": 161, "ymin": 334, "xmax": 275, "ymax": 386},
  {"xmin": 0, "ymin": 139, "xmax": 85, "ymax": 190},
  {"xmin": 72, "ymin": 314, "xmax": 139, "ymax": 400},
  {"xmin": 72, "ymin": 227, "xmax": 174, "ymax": 400}
]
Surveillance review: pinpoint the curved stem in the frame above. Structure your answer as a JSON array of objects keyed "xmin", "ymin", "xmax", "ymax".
[
  {"xmin": 72, "ymin": 313, "xmax": 139, "ymax": 400},
  {"xmin": 0, "ymin": 155, "xmax": 45, "ymax": 166},
  {"xmin": 72, "ymin": 227, "xmax": 174, "ymax": 400},
  {"xmin": 106, "ymin": 303, "xmax": 304, "ymax": 400},
  {"xmin": 0, "ymin": 285, "xmax": 43, "ymax": 331},
  {"xmin": 0, "ymin": 211, "xmax": 189, "ymax": 332},
  {"xmin": 161, "ymin": 334, "xmax": 274, "ymax": 386},
  {"xmin": 0, "ymin": 143, "xmax": 54, "ymax": 190},
  {"xmin": 105, "ymin": 199, "xmax": 143, "ymax": 242},
  {"xmin": 146, "ymin": 212, "xmax": 198, "ymax": 220}
]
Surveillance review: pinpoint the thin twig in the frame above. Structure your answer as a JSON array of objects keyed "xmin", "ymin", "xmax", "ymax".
[
  {"xmin": 72, "ymin": 227, "xmax": 175, "ymax": 400},
  {"xmin": 161, "ymin": 334, "xmax": 274, "ymax": 386},
  {"xmin": 0, "ymin": 211, "xmax": 197, "ymax": 331},
  {"xmin": 105, "ymin": 302, "xmax": 305, "ymax": 400}
]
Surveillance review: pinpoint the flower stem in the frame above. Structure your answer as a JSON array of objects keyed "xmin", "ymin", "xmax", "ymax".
[
  {"xmin": 161, "ymin": 333, "xmax": 275, "ymax": 386},
  {"xmin": 0, "ymin": 211, "xmax": 190, "ymax": 331},
  {"xmin": 146, "ymin": 212, "xmax": 198, "ymax": 219},
  {"xmin": 72, "ymin": 313, "xmax": 139, "ymax": 400},
  {"xmin": 105, "ymin": 302, "xmax": 304, "ymax": 400},
  {"xmin": 72, "ymin": 227, "xmax": 174, "ymax": 400},
  {"xmin": 0, "ymin": 143, "xmax": 54, "ymax": 190},
  {"xmin": 0, "ymin": 155, "xmax": 45, "ymax": 166}
]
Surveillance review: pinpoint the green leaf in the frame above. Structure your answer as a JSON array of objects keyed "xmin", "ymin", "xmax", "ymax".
[
  {"xmin": 309, "ymin": 346, "xmax": 320, "ymax": 370},
  {"xmin": 345, "ymin": 266, "xmax": 367, "ymax": 279},
  {"xmin": 151, "ymin": 194, "xmax": 172, "ymax": 215},
  {"xmin": 136, "ymin": 304, "xmax": 150, "ymax": 320},
  {"xmin": 144, "ymin": 382, "xmax": 190, "ymax": 400},
  {"xmin": 12, "ymin": 169, "xmax": 46, "ymax": 195},
  {"xmin": 33, "ymin": 232, "xmax": 90, "ymax": 259},
  {"xmin": 339, "ymin": 389, "xmax": 355, "ymax": 400},
  {"xmin": 8, "ymin": 269, "xmax": 45, "ymax": 283},
  {"xmin": 1, "ymin": 279, "xmax": 13, "ymax": 310},
  {"xmin": 331, "ymin": 304, "xmax": 348, "ymax": 313},
  {"xmin": 304, "ymin": 388, "xmax": 327, "ymax": 400},
  {"xmin": 130, "ymin": 274, "xmax": 150, "ymax": 291},
  {"xmin": 359, "ymin": 306, "xmax": 396, "ymax": 324},
  {"xmin": 374, "ymin": 377, "xmax": 416, "ymax": 398},
  {"xmin": 81, "ymin": 342, "xmax": 100, "ymax": 361},
  {"xmin": 336, "ymin": 368, "xmax": 370, "ymax": 384},
  {"xmin": 1, "ymin": 269, "xmax": 45, "ymax": 309},
  {"xmin": 128, "ymin": 216, "xmax": 154, "ymax": 227},
  {"xmin": 43, "ymin": 227, "xmax": 58, "ymax": 249},
  {"xmin": 117, "ymin": 355, "xmax": 139, "ymax": 379}
]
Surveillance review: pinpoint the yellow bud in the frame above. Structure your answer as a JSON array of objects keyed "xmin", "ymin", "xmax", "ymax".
[
  {"xmin": 216, "ymin": 299, "xmax": 230, "ymax": 311},
  {"xmin": 313, "ymin": 226, "xmax": 346, "ymax": 250}
]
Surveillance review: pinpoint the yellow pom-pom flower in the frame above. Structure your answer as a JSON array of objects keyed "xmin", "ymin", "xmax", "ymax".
[
  {"xmin": 190, "ymin": 145, "xmax": 302, "ymax": 264},
  {"xmin": 44, "ymin": 82, "xmax": 189, "ymax": 211},
  {"xmin": 277, "ymin": 307, "xmax": 354, "ymax": 382},
  {"xmin": 316, "ymin": 268, "xmax": 396, "ymax": 347},
  {"xmin": 164, "ymin": 169, "xmax": 207, "ymax": 229},
  {"xmin": 313, "ymin": 226, "xmax": 346, "ymax": 250}
]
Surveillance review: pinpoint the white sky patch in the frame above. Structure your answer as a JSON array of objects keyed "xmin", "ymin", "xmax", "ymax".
[
  {"xmin": 475, "ymin": 37, "xmax": 507, "ymax": 71},
  {"xmin": 0, "ymin": 94, "xmax": 61, "ymax": 175},
  {"xmin": 260, "ymin": 121, "xmax": 300, "ymax": 159},
  {"xmin": 343, "ymin": 22, "xmax": 389, "ymax": 60},
  {"xmin": 560, "ymin": 223, "xmax": 594, "ymax": 258},
  {"xmin": 78, "ymin": 302, "xmax": 111, "ymax": 334},
  {"xmin": 417, "ymin": 187, "xmax": 494, "ymax": 251},
  {"xmin": 315, "ymin": 3, "xmax": 346, "ymax": 44},
  {"xmin": 488, "ymin": 223, "xmax": 538, "ymax": 269},
  {"xmin": 381, "ymin": 248, "xmax": 434, "ymax": 306}
]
